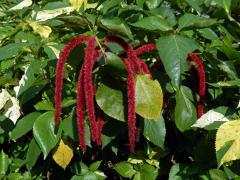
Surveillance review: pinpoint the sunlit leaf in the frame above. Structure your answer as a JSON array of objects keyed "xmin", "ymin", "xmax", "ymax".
[
  {"xmin": 192, "ymin": 110, "xmax": 229, "ymax": 129},
  {"xmin": 0, "ymin": 89, "xmax": 21, "ymax": 124},
  {"xmin": 69, "ymin": 0, "xmax": 88, "ymax": 11},
  {"xmin": 9, "ymin": 0, "xmax": 32, "ymax": 11},
  {"xmin": 29, "ymin": 22, "xmax": 52, "ymax": 39},
  {"xmin": 135, "ymin": 75, "xmax": 163, "ymax": 120},
  {"xmin": 216, "ymin": 119, "xmax": 240, "ymax": 166},
  {"xmin": 53, "ymin": 139, "xmax": 73, "ymax": 170},
  {"xmin": 33, "ymin": 112, "xmax": 62, "ymax": 159}
]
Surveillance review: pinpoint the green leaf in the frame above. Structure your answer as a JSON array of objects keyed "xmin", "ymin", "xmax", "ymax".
[
  {"xmin": 135, "ymin": 163, "xmax": 158, "ymax": 180},
  {"xmin": 209, "ymin": 169, "xmax": 228, "ymax": 180},
  {"xmin": 89, "ymin": 161, "xmax": 102, "ymax": 172},
  {"xmin": 143, "ymin": 115, "xmax": 166, "ymax": 149},
  {"xmin": 215, "ymin": 119, "xmax": 240, "ymax": 166},
  {"xmin": 184, "ymin": 0, "xmax": 202, "ymax": 12},
  {"xmin": 62, "ymin": 108, "xmax": 91, "ymax": 147},
  {"xmin": 71, "ymin": 161, "xmax": 89, "ymax": 176},
  {"xmin": 216, "ymin": 140, "xmax": 234, "ymax": 167},
  {"xmin": 175, "ymin": 86, "xmax": 197, "ymax": 132},
  {"xmin": 145, "ymin": 0, "xmax": 163, "ymax": 9},
  {"xmin": 0, "ymin": 151, "xmax": 9, "ymax": 175},
  {"xmin": 100, "ymin": 17, "xmax": 133, "ymax": 39},
  {"xmin": 101, "ymin": 0, "xmax": 123, "ymax": 14},
  {"xmin": 169, "ymin": 163, "xmax": 186, "ymax": 180},
  {"xmin": 97, "ymin": 75, "xmax": 163, "ymax": 121},
  {"xmin": 114, "ymin": 161, "xmax": 136, "ymax": 178},
  {"xmin": 197, "ymin": 28, "xmax": 219, "ymax": 41},
  {"xmin": 135, "ymin": 75, "xmax": 163, "ymax": 120},
  {"xmin": 33, "ymin": 111, "xmax": 62, "ymax": 159},
  {"xmin": 26, "ymin": 138, "xmax": 41, "ymax": 170},
  {"xmin": 94, "ymin": 171, "xmax": 106, "ymax": 180},
  {"xmin": 0, "ymin": 43, "xmax": 23, "ymax": 61},
  {"xmin": 130, "ymin": 16, "xmax": 173, "ymax": 32},
  {"xmin": 149, "ymin": 7, "xmax": 177, "ymax": 26},
  {"xmin": 34, "ymin": 100, "xmax": 54, "ymax": 111},
  {"xmin": 209, "ymin": 79, "xmax": 240, "ymax": 88},
  {"xmin": 215, "ymin": 0, "xmax": 232, "ymax": 15},
  {"xmin": 104, "ymin": 52, "xmax": 127, "ymax": 77},
  {"xmin": 96, "ymin": 83, "xmax": 125, "ymax": 121},
  {"xmin": 223, "ymin": 165, "xmax": 239, "ymax": 179},
  {"xmin": 178, "ymin": 13, "xmax": 217, "ymax": 31},
  {"xmin": 71, "ymin": 172, "xmax": 98, "ymax": 180},
  {"xmin": 156, "ymin": 35, "xmax": 199, "ymax": 87},
  {"xmin": 14, "ymin": 61, "xmax": 42, "ymax": 97},
  {"xmin": 11, "ymin": 112, "xmax": 42, "ymax": 140}
]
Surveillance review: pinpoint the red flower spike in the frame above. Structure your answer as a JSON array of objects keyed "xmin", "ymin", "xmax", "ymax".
[
  {"xmin": 134, "ymin": 43, "xmax": 157, "ymax": 56},
  {"xmin": 135, "ymin": 127, "xmax": 141, "ymax": 143},
  {"xmin": 54, "ymin": 35, "xmax": 90, "ymax": 124},
  {"xmin": 188, "ymin": 53, "xmax": 206, "ymax": 118},
  {"xmin": 127, "ymin": 47, "xmax": 142, "ymax": 74},
  {"xmin": 96, "ymin": 111, "xmax": 104, "ymax": 146},
  {"xmin": 76, "ymin": 68, "xmax": 86, "ymax": 152},
  {"xmin": 83, "ymin": 37, "xmax": 100, "ymax": 142},
  {"xmin": 123, "ymin": 59, "xmax": 136, "ymax": 153}
]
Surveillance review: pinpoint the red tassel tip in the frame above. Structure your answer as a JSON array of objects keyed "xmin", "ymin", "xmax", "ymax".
[
  {"xmin": 83, "ymin": 37, "xmax": 99, "ymax": 142},
  {"xmin": 135, "ymin": 127, "xmax": 141, "ymax": 143},
  {"xmin": 96, "ymin": 112, "xmax": 104, "ymax": 146},
  {"xmin": 188, "ymin": 53, "xmax": 206, "ymax": 118},
  {"xmin": 134, "ymin": 43, "xmax": 156, "ymax": 56},
  {"xmin": 54, "ymin": 35, "xmax": 90, "ymax": 125},
  {"xmin": 123, "ymin": 59, "xmax": 136, "ymax": 152},
  {"xmin": 77, "ymin": 68, "xmax": 86, "ymax": 152}
]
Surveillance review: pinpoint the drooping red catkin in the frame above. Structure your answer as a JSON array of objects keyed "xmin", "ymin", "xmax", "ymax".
[
  {"xmin": 54, "ymin": 35, "xmax": 90, "ymax": 124},
  {"xmin": 134, "ymin": 43, "xmax": 157, "ymax": 56},
  {"xmin": 135, "ymin": 127, "xmax": 141, "ymax": 143},
  {"xmin": 96, "ymin": 111, "xmax": 104, "ymax": 146},
  {"xmin": 76, "ymin": 68, "xmax": 86, "ymax": 152},
  {"xmin": 76, "ymin": 37, "xmax": 101, "ymax": 151},
  {"xmin": 83, "ymin": 37, "xmax": 98, "ymax": 142},
  {"xmin": 123, "ymin": 59, "xmax": 136, "ymax": 153},
  {"xmin": 188, "ymin": 53, "xmax": 206, "ymax": 118}
]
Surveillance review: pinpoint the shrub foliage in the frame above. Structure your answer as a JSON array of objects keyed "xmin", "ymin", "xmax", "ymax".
[{"xmin": 0, "ymin": 0, "xmax": 240, "ymax": 179}]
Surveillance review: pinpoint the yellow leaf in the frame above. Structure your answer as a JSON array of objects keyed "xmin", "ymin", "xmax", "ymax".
[
  {"xmin": 29, "ymin": 22, "xmax": 52, "ymax": 39},
  {"xmin": 215, "ymin": 119, "xmax": 240, "ymax": 166},
  {"xmin": 53, "ymin": 139, "xmax": 73, "ymax": 169},
  {"xmin": 69, "ymin": 0, "xmax": 88, "ymax": 11},
  {"xmin": 135, "ymin": 74, "xmax": 163, "ymax": 120}
]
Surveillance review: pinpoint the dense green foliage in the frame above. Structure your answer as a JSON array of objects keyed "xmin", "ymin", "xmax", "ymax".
[{"xmin": 0, "ymin": 0, "xmax": 240, "ymax": 179}]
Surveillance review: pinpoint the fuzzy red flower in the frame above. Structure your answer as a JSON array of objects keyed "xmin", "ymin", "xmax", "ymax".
[
  {"xmin": 123, "ymin": 59, "xmax": 136, "ymax": 152},
  {"xmin": 188, "ymin": 53, "xmax": 206, "ymax": 118},
  {"xmin": 54, "ymin": 35, "xmax": 90, "ymax": 124},
  {"xmin": 83, "ymin": 37, "xmax": 98, "ymax": 142},
  {"xmin": 76, "ymin": 68, "xmax": 86, "ymax": 152},
  {"xmin": 134, "ymin": 43, "xmax": 157, "ymax": 56}
]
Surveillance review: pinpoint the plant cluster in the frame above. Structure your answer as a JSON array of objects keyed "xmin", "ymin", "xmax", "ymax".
[{"xmin": 0, "ymin": 0, "xmax": 240, "ymax": 179}]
